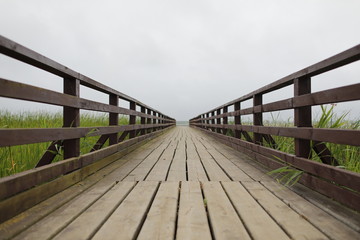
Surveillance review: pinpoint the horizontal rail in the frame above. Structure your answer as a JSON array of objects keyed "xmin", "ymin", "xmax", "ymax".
[
  {"xmin": 190, "ymin": 44, "xmax": 360, "ymax": 211},
  {"xmin": 0, "ymin": 123, "xmax": 173, "ymax": 147},
  {"xmin": 205, "ymin": 44, "xmax": 360, "ymax": 113},
  {"xmin": 0, "ymin": 35, "xmax": 166, "ymax": 115},
  {"xmin": 0, "ymin": 36, "xmax": 176, "ymax": 173},
  {"xmin": 192, "ymin": 123, "xmax": 360, "ymax": 147},
  {"xmin": 0, "ymin": 78, "xmax": 173, "ymax": 121}
]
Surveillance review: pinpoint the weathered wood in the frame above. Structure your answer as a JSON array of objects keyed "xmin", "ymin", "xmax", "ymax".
[
  {"xmin": 109, "ymin": 94, "xmax": 119, "ymax": 145},
  {"xmin": 167, "ymin": 139, "xmax": 187, "ymax": 181},
  {"xmin": 313, "ymin": 141, "xmax": 339, "ymax": 165},
  {"xmin": 129, "ymin": 101, "xmax": 137, "ymax": 139},
  {"xmin": 63, "ymin": 77, "xmax": 80, "ymax": 159},
  {"xmin": 242, "ymin": 181, "xmax": 327, "ymax": 240},
  {"xmin": 176, "ymin": 181, "xmax": 212, "ymax": 240},
  {"xmin": 0, "ymin": 128, "xmax": 169, "ymax": 202},
  {"xmin": 193, "ymin": 123, "xmax": 360, "ymax": 147},
  {"xmin": 203, "ymin": 181, "xmax": 251, "ymax": 240},
  {"xmin": 137, "ymin": 181, "xmax": 179, "ymax": 240},
  {"xmin": 186, "ymin": 138, "xmax": 209, "ymax": 181},
  {"xmin": 91, "ymin": 134, "xmax": 110, "ymax": 152},
  {"xmin": 140, "ymin": 106, "xmax": 146, "ymax": 136},
  {"xmin": 222, "ymin": 181, "xmax": 290, "ymax": 240},
  {"xmin": 262, "ymin": 181, "xmax": 360, "ymax": 239},
  {"xmin": 35, "ymin": 140, "xmax": 63, "ymax": 167},
  {"xmin": 13, "ymin": 177, "xmax": 120, "ymax": 239},
  {"xmin": 53, "ymin": 181, "xmax": 136, "ymax": 240},
  {"xmin": 0, "ymin": 35, "xmax": 175, "ymax": 119},
  {"xmin": 92, "ymin": 181, "xmax": 159, "ymax": 240},
  {"xmin": 0, "ymin": 124, "xmax": 173, "ymax": 147},
  {"xmin": 145, "ymin": 139, "xmax": 177, "ymax": 181},
  {"xmin": 294, "ymin": 76, "xmax": 312, "ymax": 159}
]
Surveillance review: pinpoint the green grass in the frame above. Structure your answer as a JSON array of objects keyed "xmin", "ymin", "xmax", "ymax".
[
  {"xmin": 0, "ymin": 111, "xmax": 129, "ymax": 177},
  {"xmin": 226, "ymin": 105, "xmax": 360, "ymax": 173}
]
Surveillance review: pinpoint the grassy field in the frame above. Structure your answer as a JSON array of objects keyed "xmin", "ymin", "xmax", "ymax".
[
  {"xmin": 0, "ymin": 111, "xmax": 129, "ymax": 177},
  {"xmin": 0, "ymin": 106, "xmax": 359, "ymax": 178},
  {"xmin": 227, "ymin": 105, "xmax": 360, "ymax": 173}
]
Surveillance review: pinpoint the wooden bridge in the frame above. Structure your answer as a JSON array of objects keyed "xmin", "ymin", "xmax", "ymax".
[{"xmin": 0, "ymin": 36, "xmax": 359, "ymax": 239}]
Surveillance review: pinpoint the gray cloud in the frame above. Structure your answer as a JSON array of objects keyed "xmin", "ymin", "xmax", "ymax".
[{"xmin": 0, "ymin": 0, "xmax": 359, "ymax": 120}]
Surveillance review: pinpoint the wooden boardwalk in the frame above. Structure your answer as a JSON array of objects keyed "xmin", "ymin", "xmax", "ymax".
[{"xmin": 1, "ymin": 127, "xmax": 359, "ymax": 240}]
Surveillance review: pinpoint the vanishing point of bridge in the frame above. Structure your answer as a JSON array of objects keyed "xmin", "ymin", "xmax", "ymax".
[{"xmin": 0, "ymin": 36, "xmax": 359, "ymax": 239}]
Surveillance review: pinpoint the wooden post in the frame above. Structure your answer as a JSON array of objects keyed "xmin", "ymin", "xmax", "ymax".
[
  {"xmin": 129, "ymin": 101, "xmax": 136, "ymax": 139},
  {"xmin": 234, "ymin": 101, "xmax": 241, "ymax": 138},
  {"xmin": 223, "ymin": 106, "xmax": 228, "ymax": 135},
  {"xmin": 206, "ymin": 113, "xmax": 210, "ymax": 130},
  {"xmin": 294, "ymin": 77, "xmax": 312, "ymax": 158},
  {"xmin": 216, "ymin": 109, "xmax": 221, "ymax": 133},
  {"xmin": 109, "ymin": 94, "xmax": 119, "ymax": 145},
  {"xmin": 63, "ymin": 77, "xmax": 80, "ymax": 159},
  {"xmin": 211, "ymin": 111, "xmax": 215, "ymax": 132},
  {"xmin": 253, "ymin": 94, "xmax": 263, "ymax": 145},
  {"xmin": 147, "ymin": 109, "xmax": 152, "ymax": 133},
  {"xmin": 153, "ymin": 111, "xmax": 157, "ymax": 132},
  {"xmin": 141, "ymin": 106, "xmax": 146, "ymax": 135}
]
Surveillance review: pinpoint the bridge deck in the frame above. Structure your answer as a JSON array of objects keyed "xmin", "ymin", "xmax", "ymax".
[{"xmin": 1, "ymin": 127, "xmax": 359, "ymax": 240}]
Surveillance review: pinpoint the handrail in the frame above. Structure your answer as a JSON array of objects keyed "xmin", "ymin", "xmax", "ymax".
[
  {"xmin": 190, "ymin": 44, "xmax": 360, "ymax": 211},
  {"xmin": 0, "ymin": 35, "xmax": 175, "ymax": 168}
]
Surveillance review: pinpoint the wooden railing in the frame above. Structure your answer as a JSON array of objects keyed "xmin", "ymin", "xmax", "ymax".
[
  {"xmin": 190, "ymin": 44, "xmax": 360, "ymax": 211},
  {"xmin": 0, "ymin": 35, "xmax": 175, "ymax": 213}
]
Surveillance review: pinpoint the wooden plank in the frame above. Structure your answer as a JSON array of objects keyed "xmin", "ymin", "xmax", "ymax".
[
  {"xmin": 192, "ymin": 139, "xmax": 229, "ymax": 181},
  {"xmin": 222, "ymin": 181, "xmax": 290, "ymax": 240},
  {"xmin": 13, "ymin": 176, "xmax": 119, "ymax": 239},
  {"xmin": 137, "ymin": 182, "xmax": 179, "ymax": 240},
  {"xmin": 53, "ymin": 181, "xmax": 136, "ymax": 240},
  {"xmin": 199, "ymin": 139, "xmax": 253, "ymax": 181},
  {"xmin": 99, "ymin": 131, "xmax": 172, "ymax": 182},
  {"xmin": 0, "ymin": 129, "xmax": 169, "ymax": 223},
  {"xmin": 145, "ymin": 139, "xmax": 177, "ymax": 181},
  {"xmin": 0, "ymin": 156, "xmax": 132, "ymax": 240},
  {"xmin": 242, "ymin": 181, "xmax": 328, "ymax": 240},
  {"xmin": 167, "ymin": 139, "xmax": 187, "ymax": 181},
  {"xmin": 199, "ymin": 135, "xmax": 273, "ymax": 181},
  {"xmin": 186, "ymin": 138, "xmax": 208, "ymax": 181},
  {"xmin": 176, "ymin": 182, "xmax": 212, "ymax": 240},
  {"xmin": 261, "ymin": 181, "xmax": 360, "ymax": 240},
  {"xmin": 0, "ymin": 127, "xmax": 168, "ymax": 202},
  {"xmin": 92, "ymin": 181, "xmax": 159, "ymax": 240},
  {"xmin": 289, "ymin": 182, "xmax": 360, "ymax": 232},
  {"xmin": 202, "ymin": 181, "xmax": 251, "ymax": 240},
  {"xmin": 123, "ymin": 132, "xmax": 175, "ymax": 181}
]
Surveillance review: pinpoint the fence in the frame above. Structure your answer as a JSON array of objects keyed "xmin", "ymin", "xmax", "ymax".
[
  {"xmin": 190, "ymin": 44, "xmax": 360, "ymax": 211},
  {"xmin": 0, "ymin": 35, "xmax": 175, "ymax": 216}
]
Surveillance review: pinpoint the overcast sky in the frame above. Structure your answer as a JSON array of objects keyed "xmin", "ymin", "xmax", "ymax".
[{"xmin": 1, "ymin": 0, "xmax": 359, "ymax": 121}]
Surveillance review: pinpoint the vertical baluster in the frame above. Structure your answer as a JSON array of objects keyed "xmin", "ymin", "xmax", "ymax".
[
  {"xmin": 223, "ymin": 106, "xmax": 228, "ymax": 135},
  {"xmin": 153, "ymin": 111, "xmax": 157, "ymax": 132},
  {"xmin": 234, "ymin": 101, "xmax": 241, "ymax": 139},
  {"xmin": 147, "ymin": 109, "xmax": 152, "ymax": 133},
  {"xmin": 129, "ymin": 101, "xmax": 136, "ymax": 139},
  {"xmin": 109, "ymin": 94, "xmax": 119, "ymax": 145},
  {"xmin": 216, "ymin": 109, "xmax": 221, "ymax": 133},
  {"xmin": 294, "ymin": 77, "xmax": 312, "ymax": 158},
  {"xmin": 141, "ymin": 106, "xmax": 146, "ymax": 135},
  {"xmin": 63, "ymin": 77, "xmax": 80, "ymax": 159},
  {"xmin": 253, "ymin": 94, "xmax": 263, "ymax": 145}
]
